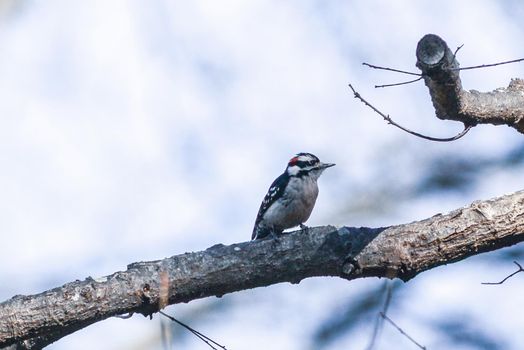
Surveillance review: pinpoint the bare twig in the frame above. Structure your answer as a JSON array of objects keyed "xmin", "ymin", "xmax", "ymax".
[
  {"xmin": 375, "ymin": 77, "xmax": 423, "ymax": 89},
  {"xmin": 452, "ymin": 44, "xmax": 464, "ymax": 61},
  {"xmin": 159, "ymin": 310, "xmax": 227, "ymax": 350},
  {"xmin": 482, "ymin": 261, "xmax": 524, "ymax": 285},
  {"xmin": 450, "ymin": 57, "xmax": 524, "ymax": 72},
  {"xmin": 366, "ymin": 281, "xmax": 393, "ymax": 350},
  {"xmin": 380, "ymin": 313, "xmax": 427, "ymax": 350},
  {"xmin": 348, "ymin": 84, "xmax": 472, "ymax": 142},
  {"xmin": 364, "ymin": 47, "xmax": 523, "ymax": 75},
  {"xmin": 362, "ymin": 62, "xmax": 421, "ymax": 76}
]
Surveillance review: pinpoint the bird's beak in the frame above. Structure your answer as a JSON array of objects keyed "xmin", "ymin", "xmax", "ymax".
[{"xmin": 320, "ymin": 162, "xmax": 336, "ymax": 169}]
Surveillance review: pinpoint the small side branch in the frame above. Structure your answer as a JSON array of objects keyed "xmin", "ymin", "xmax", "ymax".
[
  {"xmin": 380, "ymin": 313, "xmax": 427, "ymax": 350},
  {"xmin": 362, "ymin": 62, "xmax": 424, "ymax": 89},
  {"xmin": 375, "ymin": 77, "xmax": 423, "ymax": 89},
  {"xmin": 159, "ymin": 311, "xmax": 227, "ymax": 350},
  {"xmin": 366, "ymin": 281, "xmax": 393, "ymax": 350},
  {"xmin": 348, "ymin": 84, "xmax": 472, "ymax": 142},
  {"xmin": 367, "ymin": 282, "xmax": 427, "ymax": 350},
  {"xmin": 451, "ymin": 57, "xmax": 524, "ymax": 72},
  {"xmin": 482, "ymin": 261, "xmax": 524, "ymax": 285},
  {"xmin": 362, "ymin": 62, "xmax": 421, "ymax": 77}
]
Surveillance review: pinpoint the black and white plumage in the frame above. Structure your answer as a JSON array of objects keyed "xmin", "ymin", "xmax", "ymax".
[{"xmin": 251, "ymin": 153, "xmax": 335, "ymax": 240}]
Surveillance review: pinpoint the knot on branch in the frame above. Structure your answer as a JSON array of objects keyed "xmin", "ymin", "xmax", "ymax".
[
  {"xmin": 341, "ymin": 256, "xmax": 361, "ymax": 277},
  {"xmin": 141, "ymin": 283, "xmax": 152, "ymax": 304}
]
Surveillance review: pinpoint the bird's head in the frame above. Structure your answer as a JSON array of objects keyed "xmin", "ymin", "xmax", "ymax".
[{"xmin": 286, "ymin": 153, "xmax": 335, "ymax": 179}]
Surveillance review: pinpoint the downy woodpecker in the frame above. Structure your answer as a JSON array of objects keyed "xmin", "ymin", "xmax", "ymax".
[{"xmin": 252, "ymin": 153, "xmax": 335, "ymax": 240}]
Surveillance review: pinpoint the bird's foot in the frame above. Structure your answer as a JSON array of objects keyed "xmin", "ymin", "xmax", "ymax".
[
  {"xmin": 269, "ymin": 231, "xmax": 282, "ymax": 247},
  {"xmin": 299, "ymin": 224, "xmax": 310, "ymax": 234}
]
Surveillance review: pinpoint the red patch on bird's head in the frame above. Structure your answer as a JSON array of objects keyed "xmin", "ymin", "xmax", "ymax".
[{"xmin": 288, "ymin": 156, "xmax": 299, "ymax": 166}]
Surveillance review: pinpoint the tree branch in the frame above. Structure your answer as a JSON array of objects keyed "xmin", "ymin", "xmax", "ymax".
[
  {"xmin": 2, "ymin": 190, "xmax": 524, "ymax": 348},
  {"xmin": 349, "ymin": 83, "xmax": 472, "ymax": 142},
  {"xmin": 416, "ymin": 34, "xmax": 524, "ymax": 132}
]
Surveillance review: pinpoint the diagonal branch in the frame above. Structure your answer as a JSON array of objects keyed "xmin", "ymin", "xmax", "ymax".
[
  {"xmin": 159, "ymin": 311, "xmax": 227, "ymax": 350},
  {"xmin": 2, "ymin": 190, "xmax": 524, "ymax": 348},
  {"xmin": 380, "ymin": 313, "xmax": 427, "ymax": 350},
  {"xmin": 348, "ymin": 84, "xmax": 472, "ymax": 142}
]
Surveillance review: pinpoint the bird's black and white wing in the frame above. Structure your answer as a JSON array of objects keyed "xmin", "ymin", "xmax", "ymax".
[{"xmin": 251, "ymin": 173, "xmax": 289, "ymax": 240}]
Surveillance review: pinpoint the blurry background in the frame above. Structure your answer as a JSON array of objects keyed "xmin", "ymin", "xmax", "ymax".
[{"xmin": 1, "ymin": 0, "xmax": 523, "ymax": 349}]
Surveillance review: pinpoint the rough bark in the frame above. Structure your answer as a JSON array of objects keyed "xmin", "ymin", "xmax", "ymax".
[
  {"xmin": 2, "ymin": 190, "xmax": 524, "ymax": 349},
  {"xmin": 416, "ymin": 34, "xmax": 524, "ymax": 132}
]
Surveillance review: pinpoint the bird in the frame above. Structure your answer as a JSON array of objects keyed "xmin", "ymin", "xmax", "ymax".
[{"xmin": 251, "ymin": 152, "xmax": 335, "ymax": 240}]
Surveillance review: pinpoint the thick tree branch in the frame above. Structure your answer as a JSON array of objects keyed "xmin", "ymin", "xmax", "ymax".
[
  {"xmin": 416, "ymin": 34, "xmax": 524, "ymax": 132},
  {"xmin": 2, "ymin": 190, "xmax": 524, "ymax": 348}
]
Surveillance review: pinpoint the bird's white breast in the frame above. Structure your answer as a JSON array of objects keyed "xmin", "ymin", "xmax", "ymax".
[{"xmin": 262, "ymin": 176, "xmax": 319, "ymax": 231}]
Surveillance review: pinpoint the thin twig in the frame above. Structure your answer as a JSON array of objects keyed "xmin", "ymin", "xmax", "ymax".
[
  {"xmin": 348, "ymin": 84, "xmax": 472, "ymax": 142},
  {"xmin": 444, "ymin": 44, "xmax": 464, "ymax": 70},
  {"xmin": 380, "ymin": 313, "xmax": 427, "ymax": 350},
  {"xmin": 482, "ymin": 261, "xmax": 524, "ymax": 285},
  {"xmin": 159, "ymin": 310, "xmax": 227, "ymax": 350},
  {"xmin": 452, "ymin": 44, "xmax": 464, "ymax": 60},
  {"xmin": 375, "ymin": 76, "xmax": 423, "ymax": 89},
  {"xmin": 450, "ymin": 57, "xmax": 524, "ymax": 71},
  {"xmin": 362, "ymin": 62, "xmax": 421, "ymax": 76},
  {"xmin": 366, "ymin": 281, "xmax": 393, "ymax": 350}
]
